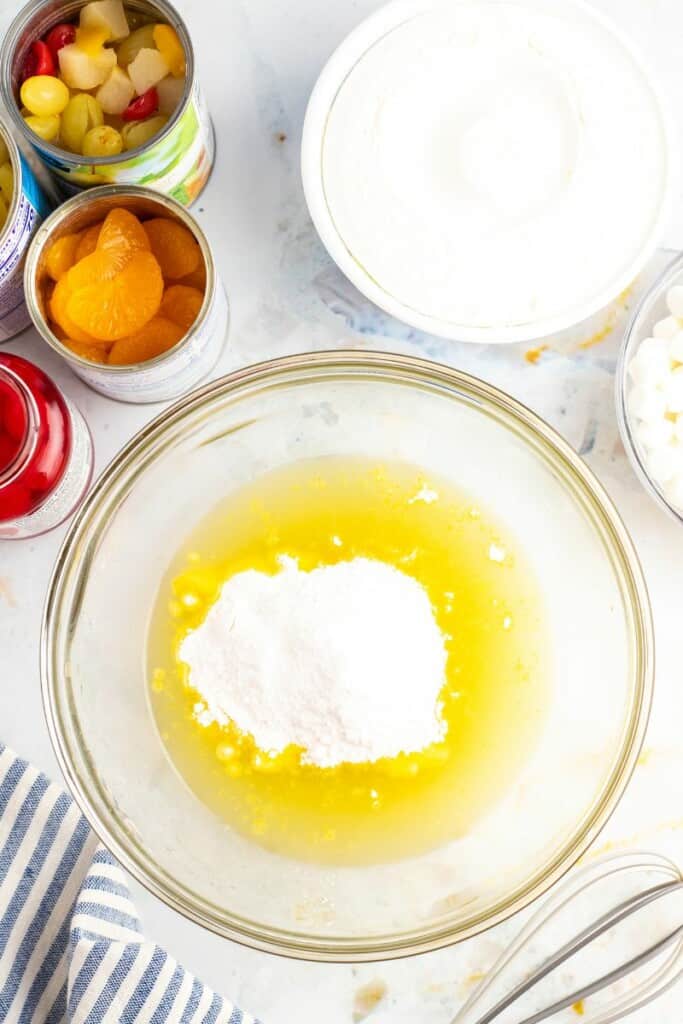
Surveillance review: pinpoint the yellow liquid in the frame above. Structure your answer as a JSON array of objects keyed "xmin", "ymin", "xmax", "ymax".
[{"xmin": 148, "ymin": 457, "xmax": 548, "ymax": 865}]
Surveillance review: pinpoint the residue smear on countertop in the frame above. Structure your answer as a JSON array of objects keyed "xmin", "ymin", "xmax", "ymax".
[
  {"xmin": 577, "ymin": 310, "xmax": 617, "ymax": 350},
  {"xmin": 353, "ymin": 979, "xmax": 387, "ymax": 1021},
  {"xmin": 462, "ymin": 969, "xmax": 487, "ymax": 990},
  {"xmin": 0, "ymin": 577, "xmax": 16, "ymax": 607},
  {"xmin": 525, "ymin": 344, "xmax": 549, "ymax": 364},
  {"xmin": 587, "ymin": 817, "xmax": 683, "ymax": 861},
  {"xmin": 578, "ymin": 284, "xmax": 632, "ymax": 350},
  {"xmin": 523, "ymin": 282, "xmax": 633, "ymax": 364}
]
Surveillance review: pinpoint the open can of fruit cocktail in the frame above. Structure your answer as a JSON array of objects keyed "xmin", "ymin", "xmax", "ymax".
[
  {"xmin": 0, "ymin": 121, "xmax": 52, "ymax": 343},
  {"xmin": 0, "ymin": 0, "xmax": 214, "ymax": 207},
  {"xmin": 25, "ymin": 184, "xmax": 228, "ymax": 403}
]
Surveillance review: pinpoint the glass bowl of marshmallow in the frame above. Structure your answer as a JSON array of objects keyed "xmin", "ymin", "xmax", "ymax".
[{"xmin": 618, "ymin": 252, "xmax": 683, "ymax": 521}]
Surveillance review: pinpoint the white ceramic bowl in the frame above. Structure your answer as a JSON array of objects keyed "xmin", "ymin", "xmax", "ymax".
[{"xmin": 302, "ymin": 0, "xmax": 673, "ymax": 343}]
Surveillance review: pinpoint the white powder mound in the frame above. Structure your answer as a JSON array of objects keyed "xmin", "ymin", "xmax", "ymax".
[{"xmin": 178, "ymin": 556, "xmax": 447, "ymax": 767}]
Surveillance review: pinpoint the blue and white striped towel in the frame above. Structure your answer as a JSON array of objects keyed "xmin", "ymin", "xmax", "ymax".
[{"xmin": 0, "ymin": 744, "xmax": 257, "ymax": 1024}]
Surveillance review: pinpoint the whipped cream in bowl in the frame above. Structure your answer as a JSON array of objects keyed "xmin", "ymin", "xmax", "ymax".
[{"xmin": 302, "ymin": 0, "xmax": 672, "ymax": 342}]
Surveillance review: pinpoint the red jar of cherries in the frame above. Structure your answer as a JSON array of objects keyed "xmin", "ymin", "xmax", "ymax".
[{"xmin": 0, "ymin": 353, "xmax": 92, "ymax": 539}]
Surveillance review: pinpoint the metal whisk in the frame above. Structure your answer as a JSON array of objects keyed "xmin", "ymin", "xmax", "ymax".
[{"xmin": 452, "ymin": 851, "xmax": 683, "ymax": 1024}]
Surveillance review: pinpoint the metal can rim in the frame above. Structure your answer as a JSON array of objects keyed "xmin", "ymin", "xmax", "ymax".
[
  {"xmin": 0, "ymin": 0, "xmax": 196, "ymax": 168},
  {"xmin": 0, "ymin": 122, "xmax": 26, "ymax": 250},
  {"xmin": 24, "ymin": 183, "xmax": 220, "ymax": 377}
]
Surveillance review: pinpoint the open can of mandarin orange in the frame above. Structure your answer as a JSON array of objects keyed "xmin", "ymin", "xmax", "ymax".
[
  {"xmin": 24, "ymin": 184, "xmax": 229, "ymax": 403},
  {"xmin": 0, "ymin": 0, "xmax": 214, "ymax": 206}
]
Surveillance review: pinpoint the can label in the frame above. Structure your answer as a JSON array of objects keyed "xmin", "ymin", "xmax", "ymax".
[
  {"xmin": 0, "ymin": 153, "xmax": 50, "ymax": 343},
  {"xmin": 40, "ymin": 82, "xmax": 214, "ymax": 208},
  {"xmin": 69, "ymin": 278, "xmax": 229, "ymax": 403}
]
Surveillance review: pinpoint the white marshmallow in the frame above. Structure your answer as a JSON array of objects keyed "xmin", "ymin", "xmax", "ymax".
[
  {"xmin": 662, "ymin": 473, "xmax": 683, "ymax": 511},
  {"xmin": 629, "ymin": 383, "xmax": 668, "ymax": 423},
  {"xmin": 636, "ymin": 417, "xmax": 675, "ymax": 450},
  {"xmin": 646, "ymin": 442, "xmax": 683, "ymax": 484},
  {"xmin": 627, "ymin": 359, "xmax": 644, "ymax": 387},
  {"xmin": 666, "ymin": 286, "xmax": 683, "ymax": 318},
  {"xmin": 638, "ymin": 336, "xmax": 671, "ymax": 361},
  {"xmin": 673, "ymin": 415, "xmax": 683, "ymax": 443},
  {"xmin": 671, "ymin": 331, "xmax": 683, "ymax": 364},
  {"xmin": 629, "ymin": 355, "xmax": 663, "ymax": 388},
  {"xmin": 663, "ymin": 366, "xmax": 683, "ymax": 412},
  {"xmin": 653, "ymin": 315, "xmax": 682, "ymax": 340},
  {"xmin": 629, "ymin": 337, "xmax": 671, "ymax": 387}
]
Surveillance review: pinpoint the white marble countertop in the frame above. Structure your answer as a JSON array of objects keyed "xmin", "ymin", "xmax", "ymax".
[{"xmin": 2, "ymin": 0, "xmax": 683, "ymax": 1021}]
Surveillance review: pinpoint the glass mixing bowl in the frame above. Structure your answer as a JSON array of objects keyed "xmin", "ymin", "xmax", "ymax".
[{"xmin": 43, "ymin": 352, "xmax": 653, "ymax": 961}]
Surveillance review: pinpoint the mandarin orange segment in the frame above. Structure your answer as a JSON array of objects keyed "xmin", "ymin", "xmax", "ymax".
[
  {"xmin": 159, "ymin": 284, "xmax": 203, "ymax": 332},
  {"xmin": 62, "ymin": 337, "xmax": 111, "ymax": 363},
  {"xmin": 48, "ymin": 315, "xmax": 107, "ymax": 363},
  {"xmin": 143, "ymin": 217, "xmax": 200, "ymax": 279},
  {"xmin": 44, "ymin": 233, "xmax": 81, "ymax": 281},
  {"xmin": 108, "ymin": 316, "xmax": 184, "ymax": 365},
  {"xmin": 66, "ymin": 250, "xmax": 164, "ymax": 341},
  {"xmin": 66, "ymin": 249, "xmax": 121, "ymax": 292},
  {"xmin": 178, "ymin": 260, "xmax": 207, "ymax": 292},
  {"xmin": 97, "ymin": 207, "xmax": 150, "ymax": 262},
  {"xmin": 75, "ymin": 222, "xmax": 102, "ymax": 261},
  {"xmin": 48, "ymin": 321, "xmax": 68, "ymax": 343},
  {"xmin": 49, "ymin": 276, "xmax": 104, "ymax": 346}
]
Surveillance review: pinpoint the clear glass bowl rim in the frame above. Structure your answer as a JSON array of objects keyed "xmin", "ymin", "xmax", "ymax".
[{"xmin": 42, "ymin": 350, "xmax": 654, "ymax": 962}]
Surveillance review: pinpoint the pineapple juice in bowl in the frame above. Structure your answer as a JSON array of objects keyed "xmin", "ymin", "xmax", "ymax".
[
  {"xmin": 43, "ymin": 353, "xmax": 652, "ymax": 958},
  {"xmin": 148, "ymin": 455, "xmax": 549, "ymax": 866}
]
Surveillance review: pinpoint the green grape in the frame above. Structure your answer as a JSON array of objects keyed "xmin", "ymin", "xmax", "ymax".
[
  {"xmin": 82, "ymin": 124, "xmax": 123, "ymax": 156},
  {"xmin": 125, "ymin": 10, "xmax": 149, "ymax": 30},
  {"xmin": 20, "ymin": 75, "xmax": 69, "ymax": 117},
  {"xmin": 61, "ymin": 94, "xmax": 104, "ymax": 153},
  {"xmin": 122, "ymin": 114, "xmax": 168, "ymax": 151},
  {"xmin": 24, "ymin": 114, "xmax": 61, "ymax": 143}
]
